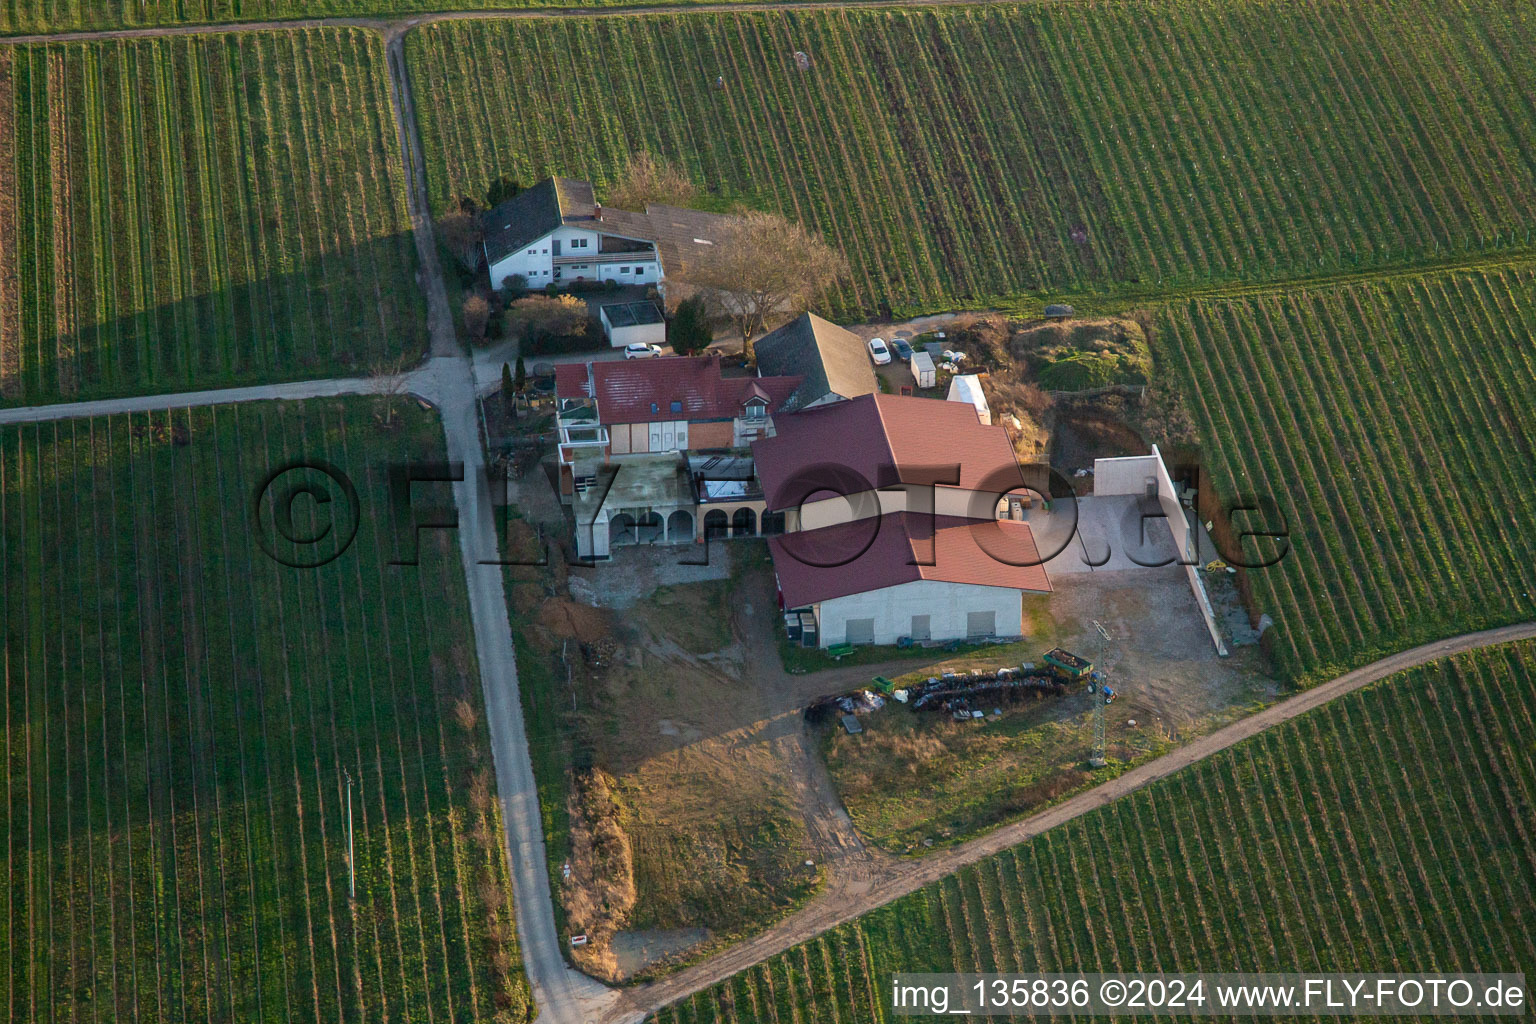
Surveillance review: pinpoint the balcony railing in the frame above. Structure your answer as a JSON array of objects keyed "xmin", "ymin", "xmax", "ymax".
[{"xmin": 553, "ymin": 249, "xmax": 657, "ymax": 266}]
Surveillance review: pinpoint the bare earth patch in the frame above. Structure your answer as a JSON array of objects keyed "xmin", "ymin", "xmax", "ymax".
[{"xmin": 821, "ymin": 566, "xmax": 1276, "ymax": 852}]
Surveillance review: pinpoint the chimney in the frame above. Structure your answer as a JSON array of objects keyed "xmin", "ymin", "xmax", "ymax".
[{"xmin": 594, "ymin": 202, "xmax": 603, "ymax": 221}]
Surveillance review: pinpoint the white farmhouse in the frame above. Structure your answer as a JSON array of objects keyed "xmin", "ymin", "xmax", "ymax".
[{"xmin": 481, "ymin": 177, "xmax": 730, "ymax": 294}]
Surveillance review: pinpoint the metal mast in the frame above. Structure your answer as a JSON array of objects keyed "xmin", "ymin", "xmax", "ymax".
[{"xmin": 1088, "ymin": 620, "xmax": 1119, "ymax": 768}]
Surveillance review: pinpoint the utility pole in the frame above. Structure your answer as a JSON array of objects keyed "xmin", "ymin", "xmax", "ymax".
[
  {"xmin": 343, "ymin": 768, "xmax": 356, "ymax": 900},
  {"xmin": 1088, "ymin": 620, "xmax": 1119, "ymax": 769}
]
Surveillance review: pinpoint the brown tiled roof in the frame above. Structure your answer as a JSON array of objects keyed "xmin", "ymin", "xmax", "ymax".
[
  {"xmin": 752, "ymin": 393, "xmax": 1024, "ymax": 509},
  {"xmin": 566, "ymin": 356, "xmax": 801, "ymax": 424},
  {"xmin": 769, "ymin": 512, "xmax": 1051, "ymax": 607}
]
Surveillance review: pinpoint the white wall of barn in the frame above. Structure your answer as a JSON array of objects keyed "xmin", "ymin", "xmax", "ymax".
[{"xmin": 815, "ymin": 579, "xmax": 1024, "ymax": 647}]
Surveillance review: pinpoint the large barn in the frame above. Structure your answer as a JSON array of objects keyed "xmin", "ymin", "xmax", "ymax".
[{"xmin": 752, "ymin": 393, "xmax": 1051, "ymax": 648}]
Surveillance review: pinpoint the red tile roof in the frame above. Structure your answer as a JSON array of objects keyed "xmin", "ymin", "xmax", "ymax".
[
  {"xmin": 752, "ymin": 393, "xmax": 1024, "ymax": 509},
  {"xmin": 769, "ymin": 512, "xmax": 1051, "ymax": 607},
  {"xmin": 560, "ymin": 356, "xmax": 801, "ymax": 424},
  {"xmin": 555, "ymin": 363, "xmax": 590, "ymax": 398}
]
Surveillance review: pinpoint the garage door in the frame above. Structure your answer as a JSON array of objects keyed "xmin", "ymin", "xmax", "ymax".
[
  {"xmin": 909, "ymin": 614, "xmax": 931, "ymax": 641},
  {"xmin": 845, "ymin": 618, "xmax": 875, "ymax": 645},
  {"xmin": 966, "ymin": 611, "xmax": 996, "ymax": 638}
]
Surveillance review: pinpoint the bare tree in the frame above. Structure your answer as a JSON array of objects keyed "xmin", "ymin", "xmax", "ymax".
[
  {"xmin": 462, "ymin": 294, "xmax": 491, "ymax": 343},
  {"xmin": 607, "ymin": 153, "xmax": 698, "ymax": 211},
  {"xmin": 368, "ymin": 352, "xmax": 413, "ymax": 431},
  {"xmin": 677, "ymin": 209, "xmax": 848, "ymax": 354},
  {"xmin": 437, "ymin": 210, "xmax": 484, "ymax": 271}
]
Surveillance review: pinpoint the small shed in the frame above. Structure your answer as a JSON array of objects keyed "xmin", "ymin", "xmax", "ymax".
[
  {"xmin": 911, "ymin": 350, "xmax": 936, "ymax": 388},
  {"xmin": 946, "ymin": 373, "xmax": 991, "ymax": 425},
  {"xmin": 599, "ymin": 301, "xmax": 666, "ymax": 348}
]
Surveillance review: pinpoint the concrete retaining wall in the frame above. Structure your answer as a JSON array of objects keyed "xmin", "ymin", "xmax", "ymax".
[{"xmin": 1094, "ymin": 448, "xmax": 1228, "ymax": 656}]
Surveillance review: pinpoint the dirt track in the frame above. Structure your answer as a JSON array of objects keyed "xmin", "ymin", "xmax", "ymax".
[
  {"xmin": 603, "ymin": 620, "xmax": 1536, "ymax": 1023},
  {"xmin": 0, "ymin": 0, "xmax": 1064, "ymax": 46}
]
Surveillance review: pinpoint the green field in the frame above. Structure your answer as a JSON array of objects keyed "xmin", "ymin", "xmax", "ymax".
[
  {"xmin": 0, "ymin": 29, "xmax": 423, "ymax": 405},
  {"xmin": 407, "ymin": 0, "xmax": 1536, "ymax": 316},
  {"xmin": 0, "ymin": 399, "xmax": 531, "ymax": 1022},
  {"xmin": 1160, "ymin": 266, "xmax": 1536, "ymax": 684},
  {"xmin": 652, "ymin": 641, "xmax": 1536, "ymax": 1022}
]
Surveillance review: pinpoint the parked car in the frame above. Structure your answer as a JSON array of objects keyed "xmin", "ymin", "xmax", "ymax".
[
  {"xmin": 890, "ymin": 337, "xmax": 914, "ymax": 362},
  {"xmin": 867, "ymin": 337, "xmax": 892, "ymax": 365},
  {"xmin": 624, "ymin": 343, "xmax": 663, "ymax": 359}
]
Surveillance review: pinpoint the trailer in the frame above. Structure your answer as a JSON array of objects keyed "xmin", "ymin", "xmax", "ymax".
[
  {"xmin": 911, "ymin": 350, "xmax": 936, "ymax": 388},
  {"xmin": 1043, "ymin": 647, "xmax": 1093, "ymax": 680}
]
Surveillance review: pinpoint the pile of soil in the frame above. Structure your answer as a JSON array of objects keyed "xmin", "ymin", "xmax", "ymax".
[
  {"xmin": 1011, "ymin": 317, "xmax": 1151, "ymax": 392},
  {"xmin": 536, "ymin": 597, "xmax": 613, "ymax": 644}
]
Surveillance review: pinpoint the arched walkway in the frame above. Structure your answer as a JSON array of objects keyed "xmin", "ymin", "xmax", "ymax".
[
  {"xmin": 704, "ymin": 509, "xmax": 729, "ymax": 539},
  {"xmin": 760, "ymin": 510, "xmax": 786, "ymax": 536},
  {"xmin": 667, "ymin": 509, "xmax": 694, "ymax": 542},
  {"xmin": 635, "ymin": 511, "xmax": 664, "ymax": 544},
  {"xmin": 731, "ymin": 507, "xmax": 756, "ymax": 537},
  {"xmin": 608, "ymin": 512, "xmax": 636, "ymax": 546}
]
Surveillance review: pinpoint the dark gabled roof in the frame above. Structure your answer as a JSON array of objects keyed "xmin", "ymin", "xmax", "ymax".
[
  {"xmin": 481, "ymin": 178, "xmax": 737, "ymax": 275},
  {"xmin": 768, "ymin": 513, "xmax": 1051, "ymax": 607},
  {"xmin": 481, "ymin": 178, "xmax": 596, "ymax": 266},
  {"xmin": 752, "ymin": 313, "xmax": 878, "ymax": 411}
]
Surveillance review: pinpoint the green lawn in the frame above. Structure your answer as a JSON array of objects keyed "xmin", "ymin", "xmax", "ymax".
[
  {"xmin": 1160, "ymin": 265, "xmax": 1536, "ymax": 684},
  {"xmin": 0, "ymin": 398, "xmax": 531, "ymax": 1022},
  {"xmin": 653, "ymin": 641, "xmax": 1536, "ymax": 1022},
  {"xmin": 407, "ymin": 1, "xmax": 1536, "ymax": 317},
  {"xmin": 0, "ymin": 30, "xmax": 423, "ymax": 405}
]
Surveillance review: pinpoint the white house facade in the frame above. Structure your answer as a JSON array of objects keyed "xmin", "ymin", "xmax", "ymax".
[
  {"xmin": 816, "ymin": 579, "xmax": 1026, "ymax": 647},
  {"xmin": 482, "ymin": 177, "xmax": 728, "ymax": 295},
  {"xmin": 490, "ymin": 221, "xmax": 662, "ymax": 290}
]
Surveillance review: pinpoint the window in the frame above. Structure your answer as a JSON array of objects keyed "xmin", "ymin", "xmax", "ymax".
[
  {"xmin": 670, "ymin": 400, "xmax": 683, "ymax": 414},
  {"xmin": 650, "ymin": 402, "xmax": 659, "ymax": 415},
  {"xmin": 744, "ymin": 400, "xmax": 766, "ymax": 421},
  {"xmin": 527, "ymin": 248, "xmax": 536, "ymax": 255},
  {"xmin": 619, "ymin": 266, "xmax": 630, "ymax": 274}
]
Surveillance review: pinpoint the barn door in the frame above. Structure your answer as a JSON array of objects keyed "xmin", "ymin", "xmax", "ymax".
[{"xmin": 966, "ymin": 611, "xmax": 996, "ymax": 638}]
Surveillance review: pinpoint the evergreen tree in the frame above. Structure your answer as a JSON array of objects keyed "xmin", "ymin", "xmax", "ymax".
[
  {"xmin": 668, "ymin": 296, "xmax": 713, "ymax": 355},
  {"xmin": 502, "ymin": 361, "xmax": 517, "ymax": 419}
]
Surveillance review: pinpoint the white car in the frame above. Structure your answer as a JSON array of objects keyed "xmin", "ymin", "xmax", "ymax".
[
  {"xmin": 624, "ymin": 343, "xmax": 663, "ymax": 359},
  {"xmin": 867, "ymin": 337, "xmax": 892, "ymax": 365}
]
